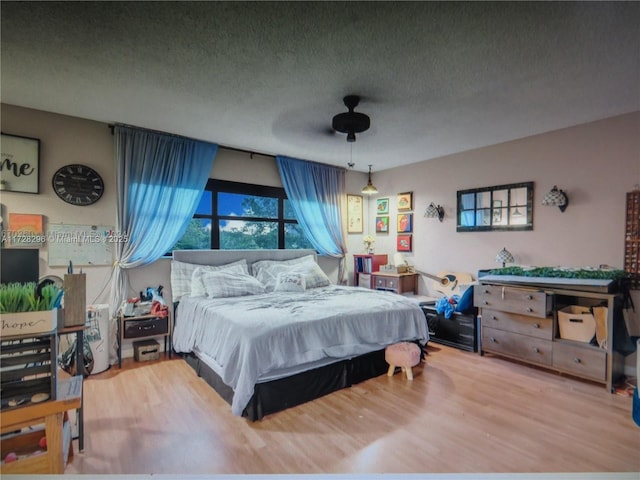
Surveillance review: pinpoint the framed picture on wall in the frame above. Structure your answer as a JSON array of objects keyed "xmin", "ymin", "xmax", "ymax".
[
  {"xmin": 0, "ymin": 133, "xmax": 40, "ymax": 194},
  {"xmin": 397, "ymin": 191, "xmax": 413, "ymax": 212},
  {"xmin": 375, "ymin": 216, "xmax": 389, "ymax": 233},
  {"xmin": 397, "ymin": 234, "xmax": 412, "ymax": 252},
  {"xmin": 397, "ymin": 213, "xmax": 413, "ymax": 233},
  {"xmin": 347, "ymin": 194, "xmax": 363, "ymax": 233},
  {"xmin": 376, "ymin": 198, "xmax": 389, "ymax": 215},
  {"xmin": 8, "ymin": 213, "xmax": 44, "ymax": 247}
]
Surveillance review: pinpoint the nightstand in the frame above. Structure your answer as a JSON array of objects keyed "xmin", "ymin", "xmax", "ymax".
[
  {"xmin": 372, "ymin": 272, "xmax": 418, "ymax": 295},
  {"xmin": 117, "ymin": 313, "xmax": 172, "ymax": 367},
  {"xmin": 420, "ymin": 303, "xmax": 478, "ymax": 352}
]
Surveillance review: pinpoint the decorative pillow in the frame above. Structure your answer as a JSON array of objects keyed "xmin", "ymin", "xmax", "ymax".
[
  {"xmin": 292, "ymin": 261, "xmax": 331, "ymax": 289},
  {"xmin": 255, "ymin": 259, "xmax": 330, "ymax": 292},
  {"xmin": 170, "ymin": 259, "xmax": 248, "ymax": 299},
  {"xmin": 190, "ymin": 263, "xmax": 248, "ymax": 297},
  {"xmin": 274, "ymin": 272, "xmax": 306, "ymax": 293},
  {"xmin": 201, "ymin": 270, "xmax": 266, "ymax": 298},
  {"xmin": 455, "ymin": 285, "xmax": 475, "ymax": 313},
  {"xmin": 250, "ymin": 254, "xmax": 315, "ymax": 276}
]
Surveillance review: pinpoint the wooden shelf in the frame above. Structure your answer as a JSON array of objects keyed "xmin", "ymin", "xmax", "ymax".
[
  {"xmin": 0, "ymin": 392, "xmax": 80, "ymax": 474},
  {"xmin": 353, "ymin": 254, "xmax": 388, "ymax": 288},
  {"xmin": 625, "ymin": 190, "xmax": 640, "ymax": 289}
]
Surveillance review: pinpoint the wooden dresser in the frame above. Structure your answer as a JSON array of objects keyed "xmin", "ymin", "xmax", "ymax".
[{"xmin": 474, "ymin": 279, "xmax": 624, "ymax": 392}]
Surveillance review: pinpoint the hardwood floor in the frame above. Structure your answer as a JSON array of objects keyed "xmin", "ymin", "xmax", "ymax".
[{"xmin": 65, "ymin": 344, "xmax": 639, "ymax": 475}]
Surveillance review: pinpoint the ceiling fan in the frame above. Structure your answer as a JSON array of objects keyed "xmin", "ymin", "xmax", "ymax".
[{"xmin": 332, "ymin": 95, "xmax": 370, "ymax": 142}]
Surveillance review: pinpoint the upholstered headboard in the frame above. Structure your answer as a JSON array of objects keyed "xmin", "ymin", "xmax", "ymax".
[{"xmin": 172, "ymin": 249, "xmax": 317, "ymax": 268}]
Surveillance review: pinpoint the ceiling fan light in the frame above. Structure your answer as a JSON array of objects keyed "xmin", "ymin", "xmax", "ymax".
[{"xmin": 332, "ymin": 95, "xmax": 370, "ymax": 143}]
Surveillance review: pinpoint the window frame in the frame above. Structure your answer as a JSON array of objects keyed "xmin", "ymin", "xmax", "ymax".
[{"xmin": 189, "ymin": 178, "xmax": 307, "ymax": 250}]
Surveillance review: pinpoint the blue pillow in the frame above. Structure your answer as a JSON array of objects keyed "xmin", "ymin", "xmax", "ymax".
[{"xmin": 455, "ymin": 285, "xmax": 474, "ymax": 313}]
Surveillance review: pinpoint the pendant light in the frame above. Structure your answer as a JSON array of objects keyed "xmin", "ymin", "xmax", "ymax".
[{"xmin": 362, "ymin": 165, "xmax": 378, "ymax": 194}]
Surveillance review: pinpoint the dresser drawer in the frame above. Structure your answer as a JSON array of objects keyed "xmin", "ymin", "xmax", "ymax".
[
  {"xmin": 482, "ymin": 326, "xmax": 552, "ymax": 366},
  {"xmin": 481, "ymin": 308, "xmax": 552, "ymax": 340},
  {"xmin": 475, "ymin": 284, "xmax": 551, "ymax": 318},
  {"xmin": 123, "ymin": 316, "xmax": 169, "ymax": 339},
  {"xmin": 552, "ymin": 342, "xmax": 606, "ymax": 382},
  {"xmin": 374, "ymin": 276, "xmax": 397, "ymax": 290}
]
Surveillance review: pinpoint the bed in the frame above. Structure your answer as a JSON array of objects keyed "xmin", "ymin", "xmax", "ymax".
[{"xmin": 171, "ymin": 249, "xmax": 428, "ymax": 420}]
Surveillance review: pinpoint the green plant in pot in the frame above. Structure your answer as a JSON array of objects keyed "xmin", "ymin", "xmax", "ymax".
[
  {"xmin": 0, "ymin": 282, "xmax": 60, "ymax": 313},
  {"xmin": 1, "ymin": 282, "xmax": 62, "ymax": 337}
]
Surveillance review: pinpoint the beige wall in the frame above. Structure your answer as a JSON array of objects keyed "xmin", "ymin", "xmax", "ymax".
[
  {"xmin": 368, "ymin": 112, "xmax": 640, "ymax": 295},
  {"xmin": 2, "ymin": 104, "xmax": 638, "ymax": 367},
  {"xmin": 0, "ymin": 104, "xmax": 116, "ymax": 305}
]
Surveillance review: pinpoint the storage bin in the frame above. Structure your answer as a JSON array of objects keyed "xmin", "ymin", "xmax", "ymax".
[
  {"xmin": 133, "ymin": 339, "xmax": 160, "ymax": 362},
  {"xmin": 358, "ymin": 273, "xmax": 371, "ymax": 288},
  {"xmin": 558, "ymin": 305, "xmax": 596, "ymax": 342}
]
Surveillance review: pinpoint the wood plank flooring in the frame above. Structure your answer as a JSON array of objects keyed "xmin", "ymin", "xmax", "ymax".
[{"xmin": 65, "ymin": 344, "xmax": 639, "ymax": 475}]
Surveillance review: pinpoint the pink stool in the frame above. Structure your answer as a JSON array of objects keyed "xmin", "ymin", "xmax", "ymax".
[{"xmin": 385, "ymin": 342, "xmax": 421, "ymax": 380}]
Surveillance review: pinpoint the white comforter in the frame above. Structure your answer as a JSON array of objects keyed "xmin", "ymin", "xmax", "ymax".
[{"xmin": 173, "ymin": 285, "xmax": 428, "ymax": 416}]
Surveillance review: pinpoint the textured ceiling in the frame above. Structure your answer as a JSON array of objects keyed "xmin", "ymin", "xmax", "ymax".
[{"xmin": 1, "ymin": 1, "xmax": 639, "ymax": 172}]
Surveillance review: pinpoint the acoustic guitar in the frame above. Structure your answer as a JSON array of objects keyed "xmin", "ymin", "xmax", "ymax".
[{"xmin": 414, "ymin": 270, "xmax": 473, "ymax": 296}]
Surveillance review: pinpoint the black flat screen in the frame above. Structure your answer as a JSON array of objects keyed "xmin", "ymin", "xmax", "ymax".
[{"xmin": 0, "ymin": 248, "xmax": 39, "ymax": 284}]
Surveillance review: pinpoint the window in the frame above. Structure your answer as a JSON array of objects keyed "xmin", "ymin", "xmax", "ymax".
[
  {"xmin": 172, "ymin": 179, "xmax": 314, "ymax": 251},
  {"xmin": 457, "ymin": 182, "xmax": 533, "ymax": 232}
]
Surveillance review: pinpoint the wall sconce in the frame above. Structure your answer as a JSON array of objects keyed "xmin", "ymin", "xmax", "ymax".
[
  {"xmin": 495, "ymin": 247, "xmax": 515, "ymax": 268},
  {"xmin": 424, "ymin": 202, "xmax": 444, "ymax": 222},
  {"xmin": 542, "ymin": 185, "xmax": 568, "ymax": 212},
  {"xmin": 361, "ymin": 164, "xmax": 378, "ymax": 194}
]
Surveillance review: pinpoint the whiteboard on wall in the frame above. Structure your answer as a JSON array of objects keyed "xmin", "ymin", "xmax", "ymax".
[{"xmin": 47, "ymin": 224, "xmax": 115, "ymax": 267}]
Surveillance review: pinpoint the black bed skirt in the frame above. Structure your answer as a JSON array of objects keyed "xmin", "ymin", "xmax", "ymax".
[{"xmin": 183, "ymin": 349, "xmax": 388, "ymax": 421}]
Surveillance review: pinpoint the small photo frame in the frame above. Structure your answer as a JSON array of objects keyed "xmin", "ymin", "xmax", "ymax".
[
  {"xmin": 8, "ymin": 213, "xmax": 44, "ymax": 247},
  {"xmin": 375, "ymin": 216, "xmax": 389, "ymax": 233},
  {"xmin": 397, "ymin": 213, "xmax": 413, "ymax": 233},
  {"xmin": 347, "ymin": 194, "xmax": 363, "ymax": 233},
  {"xmin": 397, "ymin": 191, "xmax": 413, "ymax": 212},
  {"xmin": 0, "ymin": 133, "xmax": 40, "ymax": 194},
  {"xmin": 376, "ymin": 198, "xmax": 389, "ymax": 215},
  {"xmin": 397, "ymin": 234, "xmax": 412, "ymax": 252}
]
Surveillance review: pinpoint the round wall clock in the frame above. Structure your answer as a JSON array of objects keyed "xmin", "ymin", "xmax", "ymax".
[{"xmin": 52, "ymin": 164, "xmax": 104, "ymax": 206}]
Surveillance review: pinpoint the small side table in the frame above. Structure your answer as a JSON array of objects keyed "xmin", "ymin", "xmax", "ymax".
[
  {"xmin": 117, "ymin": 312, "xmax": 172, "ymax": 368},
  {"xmin": 372, "ymin": 272, "xmax": 419, "ymax": 295}
]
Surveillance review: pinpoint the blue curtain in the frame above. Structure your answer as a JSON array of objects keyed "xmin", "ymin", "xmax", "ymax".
[
  {"xmin": 276, "ymin": 155, "xmax": 348, "ymax": 284},
  {"xmin": 109, "ymin": 125, "xmax": 217, "ymax": 314}
]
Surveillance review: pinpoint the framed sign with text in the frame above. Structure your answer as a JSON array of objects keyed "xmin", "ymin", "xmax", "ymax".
[{"xmin": 1, "ymin": 133, "xmax": 40, "ymax": 194}]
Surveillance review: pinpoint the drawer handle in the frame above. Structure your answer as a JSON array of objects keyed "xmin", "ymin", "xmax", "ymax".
[
  {"xmin": 483, "ymin": 300, "xmax": 489, "ymax": 305},
  {"xmin": 573, "ymin": 357, "xmax": 581, "ymax": 364},
  {"xmin": 484, "ymin": 289, "xmax": 490, "ymax": 294},
  {"xmin": 533, "ymin": 323, "xmax": 540, "ymax": 329},
  {"xmin": 532, "ymin": 347, "xmax": 539, "ymax": 353},
  {"xmin": 526, "ymin": 307, "xmax": 533, "ymax": 313},
  {"xmin": 492, "ymin": 315, "xmax": 498, "ymax": 320},
  {"xmin": 490, "ymin": 337, "xmax": 497, "ymax": 343},
  {"xmin": 526, "ymin": 295, "xmax": 533, "ymax": 300},
  {"xmin": 142, "ymin": 325, "xmax": 154, "ymax": 331}
]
